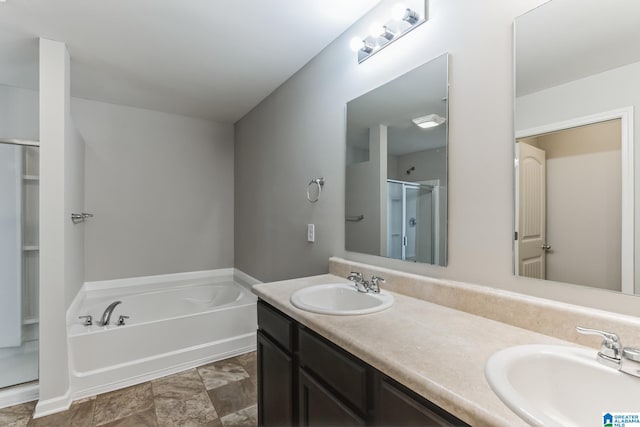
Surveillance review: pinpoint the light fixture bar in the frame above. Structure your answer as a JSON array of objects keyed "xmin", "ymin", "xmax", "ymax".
[{"xmin": 352, "ymin": 1, "xmax": 428, "ymax": 64}]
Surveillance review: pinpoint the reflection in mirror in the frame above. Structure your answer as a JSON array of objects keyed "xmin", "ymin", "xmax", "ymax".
[
  {"xmin": 514, "ymin": 0, "xmax": 638, "ymax": 294},
  {"xmin": 345, "ymin": 53, "xmax": 448, "ymax": 265}
]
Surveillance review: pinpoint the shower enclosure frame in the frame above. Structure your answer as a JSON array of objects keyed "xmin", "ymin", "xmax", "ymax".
[
  {"xmin": 387, "ymin": 179, "xmax": 440, "ymax": 263},
  {"xmin": 0, "ymin": 137, "xmax": 40, "ymax": 409}
]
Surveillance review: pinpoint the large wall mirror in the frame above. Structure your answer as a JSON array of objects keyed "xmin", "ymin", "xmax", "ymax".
[
  {"xmin": 345, "ymin": 53, "xmax": 448, "ymax": 265},
  {"xmin": 514, "ymin": 0, "xmax": 640, "ymax": 295}
]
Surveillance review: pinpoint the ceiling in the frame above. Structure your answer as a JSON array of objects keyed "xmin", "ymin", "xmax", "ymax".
[
  {"xmin": 0, "ymin": 0, "xmax": 381, "ymax": 123},
  {"xmin": 516, "ymin": 0, "xmax": 640, "ymax": 97}
]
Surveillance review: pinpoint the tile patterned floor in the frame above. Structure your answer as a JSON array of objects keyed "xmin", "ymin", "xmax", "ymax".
[{"xmin": 0, "ymin": 352, "xmax": 257, "ymax": 427}]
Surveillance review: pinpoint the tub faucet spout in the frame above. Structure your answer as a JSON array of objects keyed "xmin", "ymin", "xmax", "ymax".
[{"xmin": 100, "ymin": 301, "xmax": 122, "ymax": 326}]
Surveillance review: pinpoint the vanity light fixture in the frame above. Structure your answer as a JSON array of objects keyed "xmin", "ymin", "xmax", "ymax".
[
  {"xmin": 350, "ymin": 38, "xmax": 374, "ymax": 53},
  {"xmin": 351, "ymin": 1, "xmax": 426, "ymax": 63},
  {"xmin": 412, "ymin": 114, "xmax": 446, "ymax": 129},
  {"xmin": 393, "ymin": 4, "xmax": 420, "ymax": 25}
]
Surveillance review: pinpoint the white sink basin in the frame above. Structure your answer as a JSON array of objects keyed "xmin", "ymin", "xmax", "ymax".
[
  {"xmin": 485, "ymin": 344, "xmax": 640, "ymax": 427},
  {"xmin": 290, "ymin": 283, "xmax": 394, "ymax": 315}
]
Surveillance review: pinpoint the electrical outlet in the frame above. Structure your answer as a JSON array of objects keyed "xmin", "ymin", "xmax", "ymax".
[{"xmin": 307, "ymin": 224, "xmax": 315, "ymax": 243}]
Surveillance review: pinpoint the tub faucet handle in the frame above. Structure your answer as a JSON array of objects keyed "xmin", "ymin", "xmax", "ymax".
[
  {"xmin": 117, "ymin": 315, "xmax": 130, "ymax": 326},
  {"xmin": 78, "ymin": 315, "xmax": 93, "ymax": 326}
]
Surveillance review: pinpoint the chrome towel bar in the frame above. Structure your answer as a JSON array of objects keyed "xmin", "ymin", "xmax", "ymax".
[{"xmin": 71, "ymin": 213, "xmax": 94, "ymax": 224}]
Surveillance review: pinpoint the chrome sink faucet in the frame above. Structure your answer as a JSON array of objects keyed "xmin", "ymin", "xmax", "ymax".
[
  {"xmin": 577, "ymin": 326, "xmax": 640, "ymax": 377},
  {"xmin": 347, "ymin": 272, "xmax": 385, "ymax": 294},
  {"xmin": 99, "ymin": 301, "xmax": 122, "ymax": 326},
  {"xmin": 347, "ymin": 272, "xmax": 368, "ymax": 293}
]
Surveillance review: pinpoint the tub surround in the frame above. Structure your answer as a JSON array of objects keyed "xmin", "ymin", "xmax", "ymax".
[{"xmin": 253, "ymin": 261, "xmax": 640, "ymax": 426}]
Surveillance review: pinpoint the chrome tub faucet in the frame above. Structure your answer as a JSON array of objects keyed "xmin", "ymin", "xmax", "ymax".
[{"xmin": 99, "ymin": 301, "xmax": 122, "ymax": 326}]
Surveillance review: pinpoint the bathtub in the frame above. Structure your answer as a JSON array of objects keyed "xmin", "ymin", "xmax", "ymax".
[{"xmin": 67, "ymin": 269, "xmax": 257, "ymax": 399}]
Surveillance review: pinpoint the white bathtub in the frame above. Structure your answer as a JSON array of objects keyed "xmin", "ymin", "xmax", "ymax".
[{"xmin": 67, "ymin": 269, "xmax": 257, "ymax": 399}]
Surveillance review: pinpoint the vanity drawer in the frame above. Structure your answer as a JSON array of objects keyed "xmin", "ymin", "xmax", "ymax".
[
  {"xmin": 298, "ymin": 327, "xmax": 368, "ymax": 413},
  {"xmin": 258, "ymin": 300, "xmax": 294, "ymax": 353},
  {"xmin": 375, "ymin": 375, "xmax": 470, "ymax": 427}
]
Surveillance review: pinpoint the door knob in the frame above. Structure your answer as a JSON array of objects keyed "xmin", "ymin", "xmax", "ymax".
[{"xmin": 541, "ymin": 244, "xmax": 551, "ymax": 251}]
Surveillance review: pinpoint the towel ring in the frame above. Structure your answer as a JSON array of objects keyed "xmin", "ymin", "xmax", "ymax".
[{"xmin": 306, "ymin": 177, "xmax": 325, "ymax": 203}]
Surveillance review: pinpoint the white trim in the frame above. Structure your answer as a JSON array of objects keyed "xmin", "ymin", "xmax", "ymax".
[
  {"xmin": 0, "ymin": 383, "xmax": 38, "ymax": 410},
  {"xmin": 33, "ymin": 389, "xmax": 71, "ymax": 418},
  {"xmin": 233, "ymin": 268, "xmax": 263, "ymax": 292},
  {"xmin": 516, "ymin": 106, "xmax": 634, "ymax": 294}
]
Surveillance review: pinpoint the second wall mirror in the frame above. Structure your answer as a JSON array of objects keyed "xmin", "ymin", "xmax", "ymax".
[
  {"xmin": 345, "ymin": 53, "xmax": 449, "ymax": 266},
  {"xmin": 514, "ymin": 0, "xmax": 640, "ymax": 295}
]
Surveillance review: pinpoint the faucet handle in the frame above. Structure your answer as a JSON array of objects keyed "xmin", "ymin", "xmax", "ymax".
[
  {"xmin": 348, "ymin": 271, "xmax": 363, "ymax": 280},
  {"xmin": 576, "ymin": 326, "xmax": 622, "ymax": 363},
  {"xmin": 78, "ymin": 315, "xmax": 93, "ymax": 326},
  {"xmin": 117, "ymin": 315, "xmax": 130, "ymax": 326},
  {"xmin": 369, "ymin": 276, "xmax": 385, "ymax": 293}
]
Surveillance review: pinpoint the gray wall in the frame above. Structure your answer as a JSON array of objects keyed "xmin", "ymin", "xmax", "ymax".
[
  {"xmin": 235, "ymin": 0, "xmax": 640, "ymax": 316},
  {"xmin": 74, "ymin": 98, "xmax": 234, "ymax": 281}
]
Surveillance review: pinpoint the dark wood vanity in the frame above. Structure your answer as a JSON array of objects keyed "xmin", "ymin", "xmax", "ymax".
[{"xmin": 257, "ymin": 300, "xmax": 469, "ymax": 427}]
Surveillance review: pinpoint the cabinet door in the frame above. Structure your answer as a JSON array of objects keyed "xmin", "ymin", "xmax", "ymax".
[
  {"xmin": 376, "ymin": 376, "xmax": 469, "ymax": 427},
  {"xmin": 299, "ymin": 369, "xmax": 365, "ymax": 427},
  {"xmin": 258, "ymin": 331, "xmax": 293, "ymax": 427}
]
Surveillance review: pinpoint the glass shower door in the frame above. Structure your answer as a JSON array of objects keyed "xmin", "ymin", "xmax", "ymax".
[
  {"xmin": 387, "ymin": 180, "xmax": 435, "ymax": 263},
  {"xmin": 0, "ymin": 142, "xmax": 39, "ymax": 389}
]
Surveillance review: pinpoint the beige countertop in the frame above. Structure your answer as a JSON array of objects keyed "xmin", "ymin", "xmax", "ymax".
[{"xmin": 253, "ymin": 274, "xmax": 583, "ymax": 427}]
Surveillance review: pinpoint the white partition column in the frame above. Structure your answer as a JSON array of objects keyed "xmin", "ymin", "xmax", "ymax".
[{"xmin": 35, "ymin": 38, "xmax": 72, "ymax": 416}]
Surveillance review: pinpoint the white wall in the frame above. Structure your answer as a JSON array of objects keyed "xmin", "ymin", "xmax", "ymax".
[
  {"xmin": 0, "ymin": 84, "xmax": 38, "ymax": 141},
  {"xmin": 64, "ymin": 122, "xmax": 85, "ymax": 307},
  {"xmin": 235, "ymin": 0, "xmax": 640, "ymax": 316},
  {"xmin": 73, "ymin": 98, "xmax": 234, "ymax": 281}
]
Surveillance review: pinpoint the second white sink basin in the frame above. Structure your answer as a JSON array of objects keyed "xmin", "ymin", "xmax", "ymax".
[
  {"xmin": 290, "ymin": 283, "xmax": 394, "ymax": 315},
  {"xmin": 485, "ymin": 344, "xmax": 640, "ymax": 427}
]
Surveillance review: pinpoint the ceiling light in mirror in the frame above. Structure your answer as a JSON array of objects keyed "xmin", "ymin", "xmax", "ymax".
[{"xmin": 412, "ymin": 114, "xmax": 445, "ymax": 129}]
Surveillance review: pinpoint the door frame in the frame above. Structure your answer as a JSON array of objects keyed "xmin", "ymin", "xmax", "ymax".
[{"xmin": 515, "ymin": 106, "xmax": 634, "ymax": 294}]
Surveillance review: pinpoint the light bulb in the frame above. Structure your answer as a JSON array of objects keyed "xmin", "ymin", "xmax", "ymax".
[
  {"xmin": 349, "ymin": 37, "xmax": 365, "ymax": 52},
  {"xmin": 392, "ymin": 3, "xmax": 408, "ymax": 20},
  {"xmin": 369, "ymin": 21, "xmax": 384, "ymax": 38}
]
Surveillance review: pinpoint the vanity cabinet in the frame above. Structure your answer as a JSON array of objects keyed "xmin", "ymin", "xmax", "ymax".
[
  {"xmin": 257, "ymin": 301, "xmax": 296, "ymax": 427},
  {"xmin": 257, "ymin": 300, "xmax": 469, "ymax": 427}
]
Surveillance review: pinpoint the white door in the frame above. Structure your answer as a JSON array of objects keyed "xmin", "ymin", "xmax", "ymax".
[{"xmin": 517, "ymin": 142, "xmax": 547, "ymax": 279}]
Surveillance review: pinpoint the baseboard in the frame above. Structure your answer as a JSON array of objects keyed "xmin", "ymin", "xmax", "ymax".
[
  {"xmin": 33, "ymin": 388, "xmax": 71, "ymax": 418},
  {"xmin": 0, "ymin": 383, "xmax": 39, "ymax": 410}
]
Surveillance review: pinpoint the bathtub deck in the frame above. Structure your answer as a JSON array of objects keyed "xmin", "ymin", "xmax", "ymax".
[{"xmin": 1, "ymin": 351, "xmax": 257, "ymax": 427}]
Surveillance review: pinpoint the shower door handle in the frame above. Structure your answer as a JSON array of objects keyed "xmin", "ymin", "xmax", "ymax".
[{"xmin": 403, "ymin": 236, "xmax": 407, "ymax": 246}]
